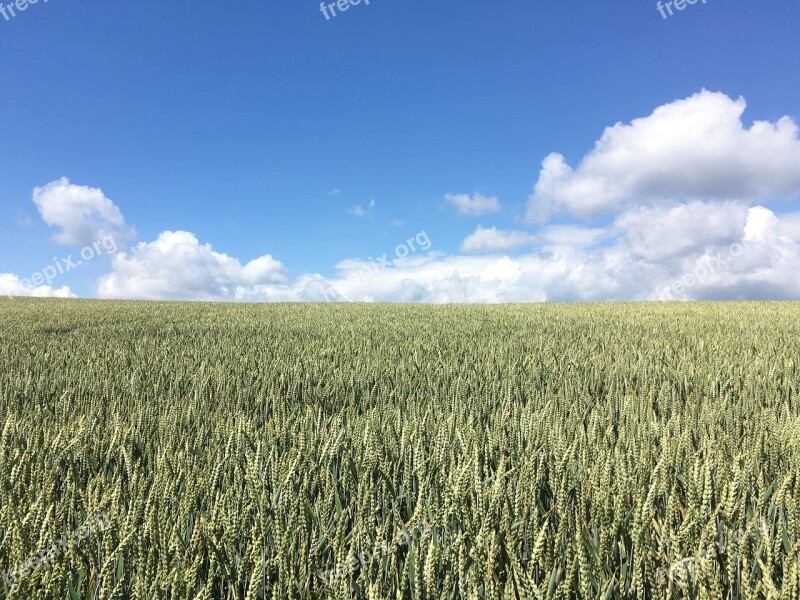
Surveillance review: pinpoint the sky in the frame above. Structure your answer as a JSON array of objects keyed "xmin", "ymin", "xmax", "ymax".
[{"xmin": 1, "ymin": 0, "xmax": 799, "ymax": 302}]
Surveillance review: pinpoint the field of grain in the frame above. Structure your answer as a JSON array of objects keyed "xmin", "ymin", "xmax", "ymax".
[{"xmin": 1, "ymin": 299, "xmax": 799, "ymax": 599}]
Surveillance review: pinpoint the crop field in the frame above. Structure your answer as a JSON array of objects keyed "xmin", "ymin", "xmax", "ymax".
[{"xmin": 0, "ymin": 299, "xmax": 799, "ymax": 599}]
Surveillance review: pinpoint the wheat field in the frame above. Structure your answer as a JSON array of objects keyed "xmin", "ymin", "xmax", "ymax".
[{"xmin": 1, "ymin": 298, "xmax": 799, "ymax": 599}]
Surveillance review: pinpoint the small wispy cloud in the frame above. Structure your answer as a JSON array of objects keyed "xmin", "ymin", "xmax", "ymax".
[
  {"xmin": 16, "ymin": 211, "xmax": 34, "ymax": 228},
  {"xmin": 347, "ymin": 198, "xmax": 376, "ymax": 218},
  {"xmin": 445, "ymin": 192, "xmax": 501, "ymax": 217}
]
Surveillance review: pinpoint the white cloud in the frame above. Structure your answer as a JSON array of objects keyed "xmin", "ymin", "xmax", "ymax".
[
  {"xmin": 320, "ymin": 253, "xmax": 538, "ymax": 303},
  {"xmin": 460, "ymin": 226, "xmax": 536, "ymax": 253},
  {"xmin": 445, "ymin": 193, "xmax": 501, "ymax": 217},
  {"xmin": 32, "ymin": 178, "xmax": 135, "ymax": 246},
  {"xmin": 539, "ymin": 225, "xmax": 609, "ymax": 249},
  {"xmin": 651, "ymin": 206, "xmax": 800, "ymax": 301},
  {"xmin": 614, "ymin": 201, "xmax": 748, "ymax": 262},
  {"xmin": 526, "ymin": 90, "xmax": 800, "ymax": 223},
  {"xmin": 0, "ymin": 274, "xmax": 75, "ymax": 298},
  {"xmin": 309, "ymin": 204, "xmax": 800, "ymax": 303},
  {"xmin": 96, "ymin": 231, "xmax": 288, "ymax": 301},
  {"xmin": 88, "ymin": 201, "xmax": 800, "ymax": 303},
  {"xmin": 774, "ymin": 210, "xmax": 800, "ymax": 240},
  {"xmin": 347, "ymin": 199, "xmax": 376, "ymax": 217}
]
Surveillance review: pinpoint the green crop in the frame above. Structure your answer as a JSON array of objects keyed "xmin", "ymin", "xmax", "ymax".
[{"xmin": 1, "ymin": 299, "xmax": 799, "ymax": 598}]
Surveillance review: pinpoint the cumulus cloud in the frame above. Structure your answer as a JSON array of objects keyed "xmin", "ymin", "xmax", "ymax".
[
  {"xmin": 88, "ymin": 201, "xmax": 800, "ymax": 303},
  {"xmin": 93, "ymin": 229, "xmax": 546, "ymax": 303},
  {"xmin": 96, "ymin": 231, "xmax": 288, "ymax": 301},
  {"xmin": 651, "ymin": 207, "xmax": 800, "ymax": 301},
  {"xmin": 318, "ymin": 254, "xmax": 534, "ymax": 303},
  {"xmin": 32, "ymin": 178, "xmax": 135, "ymax": 247},
  {"xmin": 305, "ymin": 204, "xmax": 800, "ymax": 303},
  {"xmin": 445, "ymin": 193, "xmax": 501, "ymax": 217},
  {"xmin": 0, "ymin": 274, "xmax": 75, "ymax": 298},
  {"xmin": 460, "ymin": 226, "xmax": 536, "ymax": 253},
  {"xmin": 526, "ymin": 90, "xmax": 800, "ymax": 223},
  {"xmin": 614, "ymin": 201, "xmax": 749, "ymax": 262}
]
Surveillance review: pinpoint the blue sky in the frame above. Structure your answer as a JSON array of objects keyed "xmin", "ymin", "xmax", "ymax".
[{"xmin": 2, "ymin": 0, "xmax": 800, "ymax": 302}]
